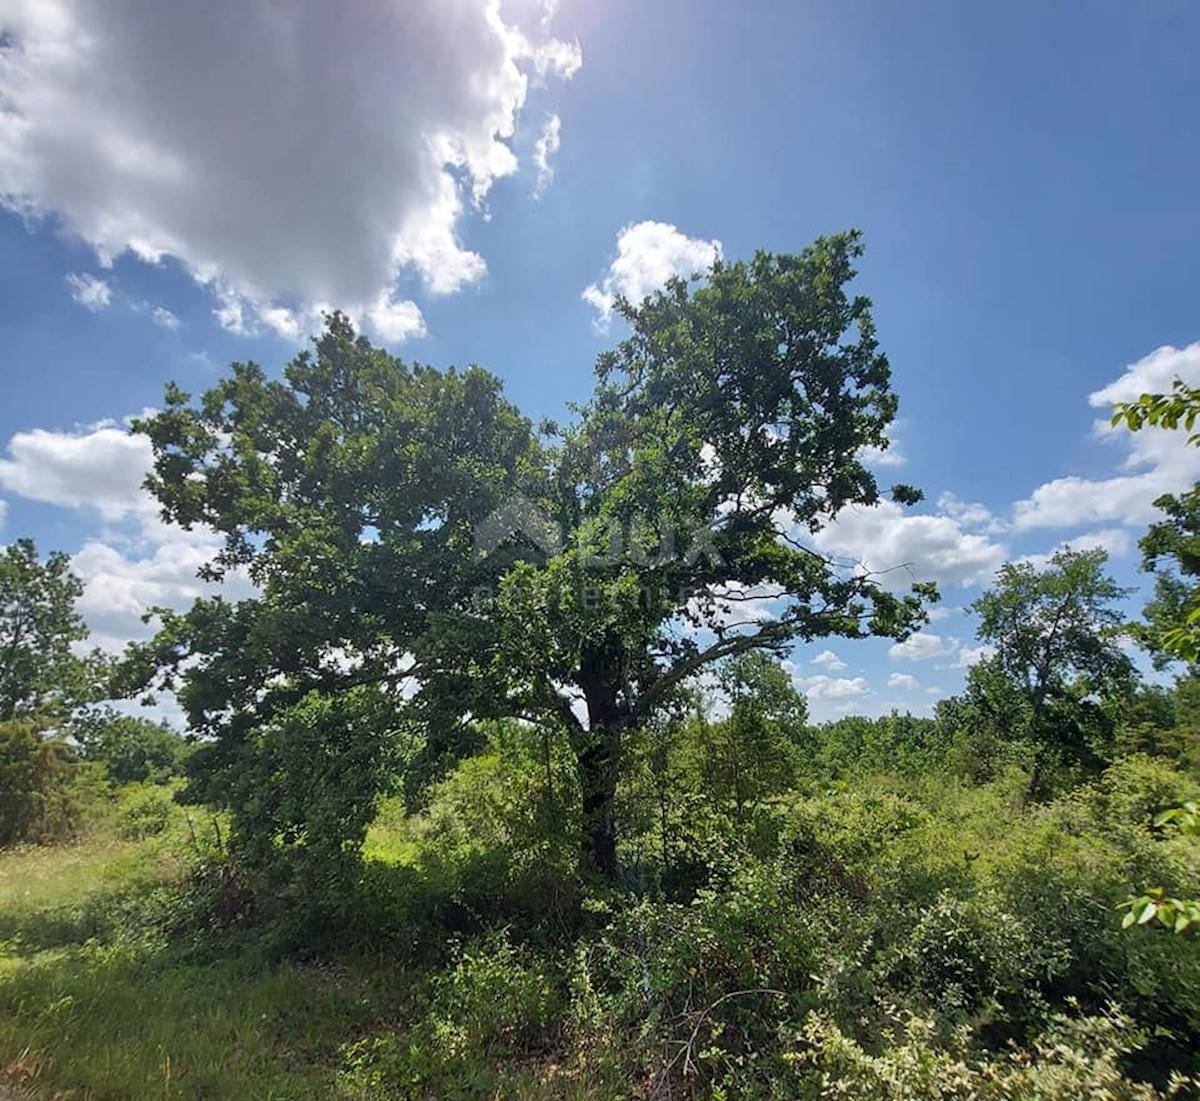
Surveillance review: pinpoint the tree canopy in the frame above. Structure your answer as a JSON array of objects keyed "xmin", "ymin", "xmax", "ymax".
[
  {"xmin": 960, "ymin": 547, "xmax": 1136, "ymax": 790},
  {"xmin": 0, "ymin": 539, "xmax": 95, "ymax": 723},
  {"xmin": 129, "ymin": 232, "xmax": 933, "ymax": 881}
]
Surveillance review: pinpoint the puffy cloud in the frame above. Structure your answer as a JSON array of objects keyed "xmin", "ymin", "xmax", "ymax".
[
  {"xmin": 954, "ymin": 643, "xmax": 995, "ymax": 669},
  {"xmin": 887, "ymin": 672, "xmax": 918, "ymax": 690},
  {"xmin": 0, "ymin": 498, "xmax": 6, "ymax": 529},
  {"xmin": 0, "ymin": 418, "xmax": 248, "ymax": 652},
  {"xmin": 859, "ymin": 442, "xmax": 906, "ymax": 468},
  {"xmin": 151, "ymin": 306, "xmax": 180, "ymax": 330},
  {"xmin": 1016, "ymin": 528, "xmax": 1131, "ymax": 570},
  {"xmin": 366, "ymin": 295, "xmax": 427, "ymax": 346},
  {"xmin": 1014, "ymin": 342, "xmax": 1200, "ymax": 530},
  {"xmin": 812, "ymin": 499, "xmax": 1008, "ymax": 591},
  {"xmin": 73, "ymin": 537, "xmax": 249, "ymax": 653},
  {"xmin": 531, "ymin": 112, "xmax": 561, "ymax": 198},
  {"xmin": 0, "ymin": 424, "xmax": 152, "ymax": 521},
  {"xmin": 583, "ymin": 221, "xmax": 721, "ymax": 330},
  {"xmin": 0, "ymin": 0, "xmax": 580, "ymax": 341},
  {"xmin": 800, "ymin": 674, "xmax": 869, "ymax": 701},
  {"xmin": 65, "ymin": 272, "xmax": 111, "ymax": 311},
  {"xmin": 888, "ymin": 631, "xmax": 954, "ymax": 661},
  {"xmin": 937, "ymin": 492, "xmax": 1004, "ymax": 534},
  {"xmin": 811, "ymin": 648, "xmax": 847, "ymax": 671}
]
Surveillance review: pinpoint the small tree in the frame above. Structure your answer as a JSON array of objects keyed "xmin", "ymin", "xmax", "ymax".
[
  {"xmin": 0, "ymin": 540, "xmax": 103, "ymax": 845},
  {"xmin": 0, "ymin": 716, "xmax": 76, "ymax": 846},
  {"xmin": 684, "ymin": 652, "xmax": 807, "ymax": 820},
  {"xmin": 74, "ymin": 710, "xmax": 189, "ymax": 785},
  {"xmin": 0, "ymin": 539, "xmax": 94, "ymax": 722},
  {"xmin": 966, "ymin": 547, "xmax": 1137, "ymax": 792}
]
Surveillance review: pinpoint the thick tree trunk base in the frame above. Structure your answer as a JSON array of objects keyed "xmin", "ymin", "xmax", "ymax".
[{"xmin": 578, "ymin": 732, "xmax": 620, "ymax": 882}]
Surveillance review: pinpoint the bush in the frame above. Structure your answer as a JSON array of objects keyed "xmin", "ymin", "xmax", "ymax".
[
  {"xmin": 405, "ymin": 734, "xmax": 581, "ymax": 927},
  {"xmin": 0, "ymin": 717, "xmax": 76, "ymax": 846},
  {"xmin": 74, "ymin": 712, "xmax": 189, "ymax": 785},
  {"xmin": 338, "ymin": 931, "xmax": 565, "ymax": 1098},
  {"xmin": 883, "ymin": 890, "xmax": 1063, "ymax": 1023},
  {"xmin": 571, "ymin": 861, "xmax": 815, "ymax": 1095},
  {"xmin": 115, "ymin": 784, "xmax": 175, "ymax": 840},
  {"xmin": 796, "ymin": 1005, "xmax": 1196, "ymax": 1099}
]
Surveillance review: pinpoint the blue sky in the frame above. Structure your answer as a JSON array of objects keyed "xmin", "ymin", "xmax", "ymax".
[{"xmin": 1, "ymin": 0, "xmax": 1198, "ymax": 721}]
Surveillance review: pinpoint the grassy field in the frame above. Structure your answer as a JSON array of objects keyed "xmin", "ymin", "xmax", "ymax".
[
  {"xmin": 0, "ymin": 801, "xmax": 615, "ymax": 1101},
  {"xmin": 4, "ymin": 761, "xmax": 1200, "ymax": 1100},
  {"xmin": 0, "ymin": 825, "xmax": 374, "ymax": 1099}
]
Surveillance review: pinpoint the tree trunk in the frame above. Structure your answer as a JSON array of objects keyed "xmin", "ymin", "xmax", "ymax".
[
  {"xmin": 578, "ymin": 727, "xmax": 621, "ymax": 881},
  {"xmin": 578, "ymin": 642, "xmax": 627, "ymax": 881}
]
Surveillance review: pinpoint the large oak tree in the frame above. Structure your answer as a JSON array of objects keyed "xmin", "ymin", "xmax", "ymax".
[{"xmin": 131, "ymin": 232, "xmax": 932, "ymax": 881}]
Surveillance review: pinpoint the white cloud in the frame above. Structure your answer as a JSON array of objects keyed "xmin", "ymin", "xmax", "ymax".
[
  {"xmin": 800, "ymin": 674, "xmax": 869, "ymax": 701},
  {"xmin": 688, "ymin": 581, "xmax": 784, "ymax": 633},
  {"xmin": 1016, "ymin": 528, "xmax": 1131, "ymax": 570},
  {"xmin": 65, "ymin": 272, "xmax": 111, "ymax": 311},
  {"xmin": 532, "ymin": 112, "xmax": 561, "ymax": 198},
  {"xmin": 0, "ymin": 498, "xmax": 7, "ymax": 529},
  {"xmin": 811, "ymin": 648, "xmax": 847, "ymax": 671},
  {"xmin": 860, "ymin": 442, "xmax": 906, "ymax": 468},
  {"xmin": 73, "ymin": 537, "xmax": 249, "ymax": 653},
  {"xmin": 151, "ymin": 305, "xmax": 180, "ymax": 330},
  {"xmin": 0, "ymin": 418, "xmax": 252, "ymax": 653},
  {"xmin": 1, "ymin": 1, "xmax": 581, "ymax": 340},
  {"xmin": 954, "ymin": 643, "xmax": 995, "ymax": 669},
  {"xmin": 812, "ymin": 499, "xmax": 1008, "ymax": 591},
  {"xmin": 937, "ymin": 491, "xmax": 1004, "ymax": 534},
  {"xmin": 1014, "ymin": 342, "xmax": 1200, "ymax": 530},
  {"xmin": 583, "ymin": 221, "xmax": 721, "ymax": 330},
  {"xmin": 887, "ymin": 672, "xmax": 918, "ymax": 690},
  {"xmin": 888, "ymin": 631, "xmax": 954, "ymax": 661},
  {"xmin": 366, "ymin": 295, "xmax": 427, "ymax": 346},
  {"xmin": 0, "ymin": 424, "xmax": 152, "ymax": 521}
]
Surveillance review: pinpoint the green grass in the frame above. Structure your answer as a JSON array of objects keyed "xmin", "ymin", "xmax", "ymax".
[
  {"xmin": 0, "ymin": 826, "xmax": 405, "ymax": 1100},
  {"xmin": 0, "ymin": 812, "xmax": 617, "ymax": 1100}
]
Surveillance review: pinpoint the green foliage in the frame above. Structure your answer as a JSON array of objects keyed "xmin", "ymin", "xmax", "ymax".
[
  {"xmin": 184, "ymin": 685, "xmax": 401, "ymax": 916},
  {"xmin": 0, "ymin": 538, "xmax": 99, "ymax": 722},
  {"xmin": 401, "ymin": 722, "xmax": 582, "ymax": 925},
  {"xmin": 129, "ymin": 235, "xmax": 933, "ymax": 884},
  {"xmin": 680, "ymin": 653, "xmax": 808, "ymax": 819},
  {"xmin": 115, "ymin": 783, "xmax": 176, "ymax": 840},
  {"xmin": 1113, "ymin": 380, "xmax": 1200, "ymax": 666},
  {"xmin": 1113, "ymin": 379, "xmax": 1200, "ymax": 443},
  {"xmin": 812, "ymin": 712, "xmax": 952, "ymax": 778},
  {"xmin": 885, "ymin": 890, "xmax": 1057, "ymax": 1019},
  {"xmin": 4, "ymin": 752, "xmax": 1200, "ymax": 1098},
  {"xmin": 0, "ymin": 715, "xmax": 76, "ymax": 846},
  {"xmin": 961, "ymin": 548, "xmax": 1136, "ymax": 791},
  {"xmin": 74, "ymin": 709, "xmax": 189, "ymax": 784},
  {"xmin": 1121, "ymin": 799, "xmax": 1200, "ymax": 935},
  {"xmin": 798, "ymin": 1005, "xmax": 1195, "ymax": 1099}
]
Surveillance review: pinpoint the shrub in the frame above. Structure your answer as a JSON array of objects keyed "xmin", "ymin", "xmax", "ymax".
[
  {"xmin": 795, "ymin": 1005, "xmax": 1196, "ymax": 1099},
  {"xmin": 115, "ymin": 784, "xmax": 174, "ymax": 840},
  {"xmin": 0, "ymin": 717, "xmax": 76, "ymax": 846},
  {"xmin": 338, "ymin": 931, "xmax": 565, "ymax": 1098}
]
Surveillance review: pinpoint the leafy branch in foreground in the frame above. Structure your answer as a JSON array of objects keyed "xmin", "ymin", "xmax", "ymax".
[{"xmin": 1120, "ymin": 801, "xmax": 1200, "ymax": 934}]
